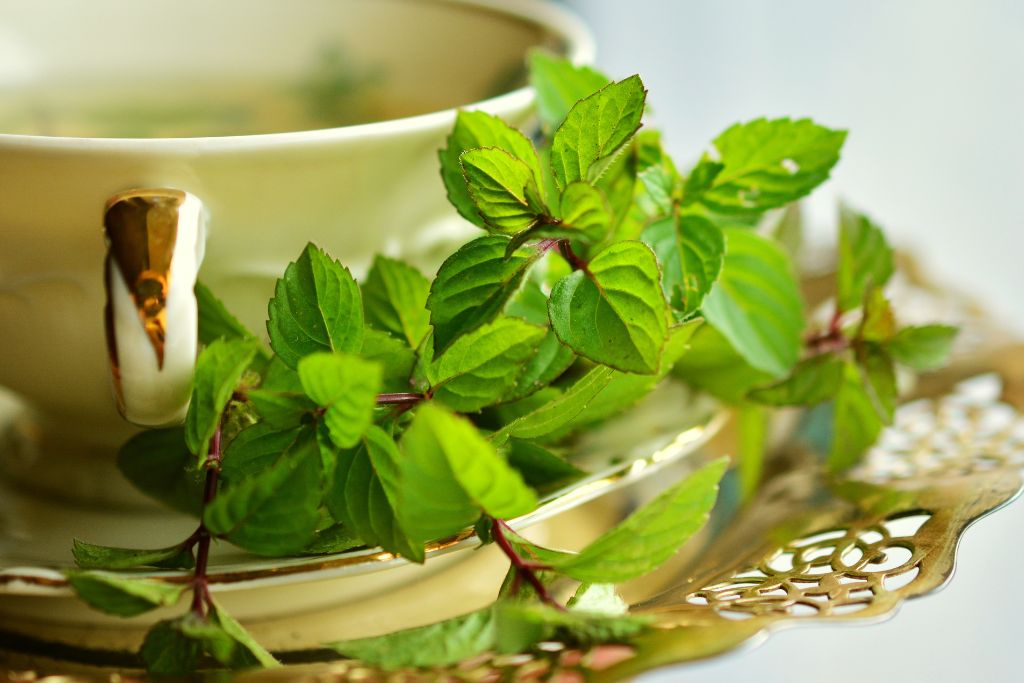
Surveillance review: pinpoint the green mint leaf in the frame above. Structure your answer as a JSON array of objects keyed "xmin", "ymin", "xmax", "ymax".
[
  {"xmin": 261, "ymin": 356, "xmax": 303, "ymax": 393},
  {"xmin": 176, "ymin": 612, "xmax": 237, "ymax": 666},
  {"xmin": 595, "ymin": 139, "xmax": 640, "ymax": 238},
  {"xmin": 506, "ymin": 439, "xmax": 584, "ymax": 491},
  {"xmin": 360, "ymin": 328, "xmax": 417, "ymax": 392},
  {"xmin": 362, "ymin": 255, "xmax": 431, "ymax": 348},
  {"xmin": 699, "ymin": 118, "xmax": 846, "ymax": 215},
  {"xmin": 554, "ymin": 181, "xmax": 612, "ymax": 244},
  {"xmin": 493, "ymin": 603, "xmax": 651, "ymax": 654},
  {"xmin": 545, "ymin": 457, "xmax": 727, "ymax": 582},
  {"xmin": 771, "ymin": 202, "xmax": 804, "ymax": 262},
  {"xmin": 566, "ymin": 583, "xmax": 629, "ymax": 616},
  {"xmin": 220, "ymin": 424, "xmax": 303, "ymax": 482},
  {"xmin": 303, "ymin": 523, "xmax": 362, "ymax": 555},
  {"xmin": 549, "ymin": 240, "xmax": 669, "ymax": 373},
  {"xmin": 427, "ymin": 318, "xmax": 546, "ymax": 412},
  {"xmin": 204, "ymin": 429, "xmax": 321, "ymax": 555},
  {"xmin": 550, "ymin": 75, "xmax": 647, "ymax": 189},
  {"xmin": 702, "ymin": 228, "xmax": 805, "ymax": 377},
  {"xmin": 860, "ymin": 343, "xmax": 898, "ymax": 423},
  {"xmin": 560, "ymin": 320, "xmax": 701, "ymax": 431},
  {"xmin": 66, "ymin": 571, "xmax": 186, "ymax": 617},
  {"xmin": 527, "ymin": 50, "xmax": 610, "ymax": 133},
  {"xmin": 440, "ymin": 110, "xmax": 544, "ymax": 229},
  {"xmin": 196, "ymin": 281, "xmax": 257, "ymax": 345},
  {"xmin": 837, "ymin": 206, "xmax": 895, "ymax": 312},
  {"xmin": 141, "ymin": 619, "xmax": 204, "ymax": 676},
  {"xmin": 117, "ymin": 427, "xmax": 203, "ymax": 516},
  {"xmin": 860, "ymin": 287, "xmax": 897, "ymax": 342},
  {"xmin": 398, "ymin": 404, "xmax": 537, "ymax": 542},
  {"xmin": 427, "ymin": 235, "xmax": 540, "ymax": 354},
  {"xmin": 682, "ymin": 157, "xmax": 725, "ymax": 203},
  {"xmin": 673, "ymin": 325, "xmax": 774, "ymax": 403},
  {"xmin": 634, "ymin": 131, "xmax": 681, "ymax": 219},
  {"xmin": 748, "ymin": 354, "xmax": 845, "ymax": 406},
  {"xmin": 267, "ymin": 243, "xmax": 364, "ymax": 369},
  {"xmin": 71, "ymin": 539, "xmax": 193, "ymax": 571},
  {"xmin": 246, "ymin": 389, "xmax": 315, "ymax": 429},
  {"xmin": 829, "ymin": 360, "xmax": 884, "ymax": 471},
  {"xmin": 886, "ymin": 324, "xmax": 958, "ymax": 371},
  {"xmin": 460, "ymin": 147, "xmax": 547, "ymax": 234},
  {"xmin": 491, "ymin": 365, "xmax": 614, "ymax": 445},
  {"xmin": 502, "ymin": 330, "xmax": 576, "ymax": 403},
  {"xmin": 298, "ymin": 352, "xmax": 382, "ymax": 448},
  {"xmin": 185, "ymin": 338, "xmax": 261, "ymax": 458},
  {"xmin": 211, "ymin": 601, "xmax": 280, "ymax": 669},
  {"xmin": 330, "ymin": 608, "xmax": 496, "ymax": 669},
  {"xmin": 327, "ymin": 426, "xmax": 423, "ymax": 562},
  {"xmin": 641, "ymin": 213, "xmax": 725, "ymax": 318}
]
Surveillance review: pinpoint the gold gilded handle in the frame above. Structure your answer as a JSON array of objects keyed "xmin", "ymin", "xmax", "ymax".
[{"xmin": 103, "ymin": 189, "xmax": 206, "ymax": 426}]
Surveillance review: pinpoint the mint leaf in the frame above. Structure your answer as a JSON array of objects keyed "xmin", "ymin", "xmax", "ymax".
[
  {"xmin": 66, "ymin": 571, "xmax": 186, "ymax": 617},
  {"xmin": 428, "ymin": 318, "xmax": 546, "ymax": 412},
  {"xmin": 267, "ymin": 243, "xmax": 364, "ymax": 369},
  {"xmin": 246, "ymin": 388, "xmax": 315, "ymax": 429},
  {"xmin": 702, "ymin": 228, "xmax": 804, "ymax": 377},
  {"xmin": 562, "ymin": 320, "xmax": 701, "ymax": 430},
  {"xmin": 494, "ymin": 602, "xmax": 650, "ymax": 654},
  {"xmin": 748, "ymin": 354, "xmax": 845, "ymax": 406},
  {"xmin": 550, "ymin": 75, "xmax": 647, "ymax": 189},
  {"xmin": 502, "ymin": 330, "xmax": 576, "ymax": 403},
  {"xmin": 860, "ymin": 343, "xmax": 897, "ymax": 423},
  {"xmin": 211, "ymin": 601, "xmax": 280, "ymax": 668},
  {"xmin": 699, "ymin": 118, "xmax": 846, "ymax": 215},
  {"xmin": 837, "ymin": 206, "xmax": 895, "ymax": 312},
  {"xmin": 303, "ymin": 523, "xmax": 362, "ymax": 555},
  {"xmin": 360, "ymin": 328, "xmax": 416, "ymax": 392},
  {"xmin": 634, "ymin": 131, "xmax": 680, "ymax": 219},
  {"xmin": 886, "ymin": 324, "xmax": 958, "ymax": 371},
  {"xmin": 185, "ymin": 338, "xmax": 261, "ymax": 458},
  {"xmin": 860, "ymin": 287, "xmax": 897, "ymax": 342},
  {"xmin": 141, "ymin": 619, "xmax": 204, "ymax": 676},
  {"xmin": 427, "ymin": 235, "xmax": 540, "ymax": 353},
  {"xmin": 330, "ymin": 608, "xmax": 496, "ymax": 669},
  {"xmin": 673, "ymin": 325, "xmax": 774, "ymax": 403},
  {"xmin": 641, "ymin": 213, "xmax": 725, "ymax": 318},
  {"xmin": 491, "ymin": 365, "xmax": 614, "ymax": 445},
  {"xmin": 362, "ymin": 256, "xmax": 431, "ymax": 347},
  {"xmin": 528, "ymin": 50, "xmax": 610, "ymax": 133},
  {"xmin": 538, "ymin": 458, "xmax": 727, "ymax": 582},
  {"xmin": 117, "ymin": 427, "xmax": 203, "ymax": 516},
  {"xmin": 506, "ymin": 439, "xmax": 584, "ymax": 491},
  {"xmin": 460, "ymin": 147, "xmax": 547, "ymax": 234},
  {"xmin": 298, "ymin": 352, "xmax": 382, "ymax": 448},
  {"xmin": 204, "ymin": 430, "xmax": 321, "ymax": 555},
  {"xmin": 220, "ymin": 424, "xmax": 303, "ymax": 481},
  {"xmin": 327, "ymin": 426, "xmax": 422, "ymax": 562},
  {"xmin": 829, "ymin": 360, "xmax": 884, "ymax": 471},
  {"xmin": 196, "ymin": 281, "xmax": 257, "ymax": 345},
  {"xmin": 398, "ymin": 404, "xmax": 537, "ymax": 542},
  {"xmin": 440, "ymin": 110, "xmax": 543, "ymax": 228},
  {"xmin": 682, "ymin": 157, "xmax": 725, "ymax": 203},
  {"xmin": 566, "ymin": 583, "xmax": 629, "ymax": 615},
  {"xmin": 549, "ymin": 240, "xmax": 669, "ymax": 373},
  {"xmin": 71, "ymin": 539, "xmax": 193, "ymax": 571},
  {"xmin": 555, "ymin": 181, "xmax": 611, "ymax": 243}
]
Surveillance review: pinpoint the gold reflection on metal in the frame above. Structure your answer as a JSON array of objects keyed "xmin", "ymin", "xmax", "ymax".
[{"xmin": 103, "ymin": 189, "xmax": 185, "ymax": 372}]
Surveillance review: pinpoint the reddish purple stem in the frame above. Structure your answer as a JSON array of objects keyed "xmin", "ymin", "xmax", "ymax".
[{"xmin": 490, "ymin": 518, "xmax": 563, "ymax": 610}]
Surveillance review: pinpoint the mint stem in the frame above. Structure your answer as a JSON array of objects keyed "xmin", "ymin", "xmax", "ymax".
[
  {"xmin": 556, "ymin": 238, "xmax": 590, "ymax": 273},
  {"xmin": 190, "ymin": 425, "xmax": 222, "ymax": 618},
  {"xmin": 491, "ymin": 518, "xmax": 563, "ymax": 610},
  {"xmin": 375, "ymin": 392, "xmax": 424, "ymax": 405}
]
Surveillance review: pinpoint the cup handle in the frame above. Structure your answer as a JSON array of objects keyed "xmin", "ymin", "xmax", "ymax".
[{"xmin": 103, "ymin": 189, "xmax": 206, "ymax": 426}]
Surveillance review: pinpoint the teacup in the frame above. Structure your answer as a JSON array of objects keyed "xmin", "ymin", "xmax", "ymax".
[{"xmin": 0, "ymin": 0, "xmax": 592, "ymax": 503}]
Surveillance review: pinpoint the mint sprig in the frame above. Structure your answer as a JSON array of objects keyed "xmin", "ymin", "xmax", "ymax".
[{"xmin": 64, "ymin": 54, "xmax": 959, "ymax": 675}]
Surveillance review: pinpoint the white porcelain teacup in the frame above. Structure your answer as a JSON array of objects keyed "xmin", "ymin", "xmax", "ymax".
[{"xmin": 0, "ymin": 0, "xmax": 592, "ymax": 503}]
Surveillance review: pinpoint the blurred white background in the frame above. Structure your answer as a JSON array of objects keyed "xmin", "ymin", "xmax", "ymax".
[{"xmin": 563, "ymin": 1, "xmax": 1023, "ymax": 681}]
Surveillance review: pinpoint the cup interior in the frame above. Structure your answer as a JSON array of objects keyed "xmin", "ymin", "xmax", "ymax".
[{"xmin": 0, "ymin": 0, "xmax": 575, "ymax": 138}]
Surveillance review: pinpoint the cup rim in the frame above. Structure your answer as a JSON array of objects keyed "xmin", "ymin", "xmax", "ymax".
[{"xmin": 0, "ymin": 0, "xmax": 595, "ymax": 152}]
